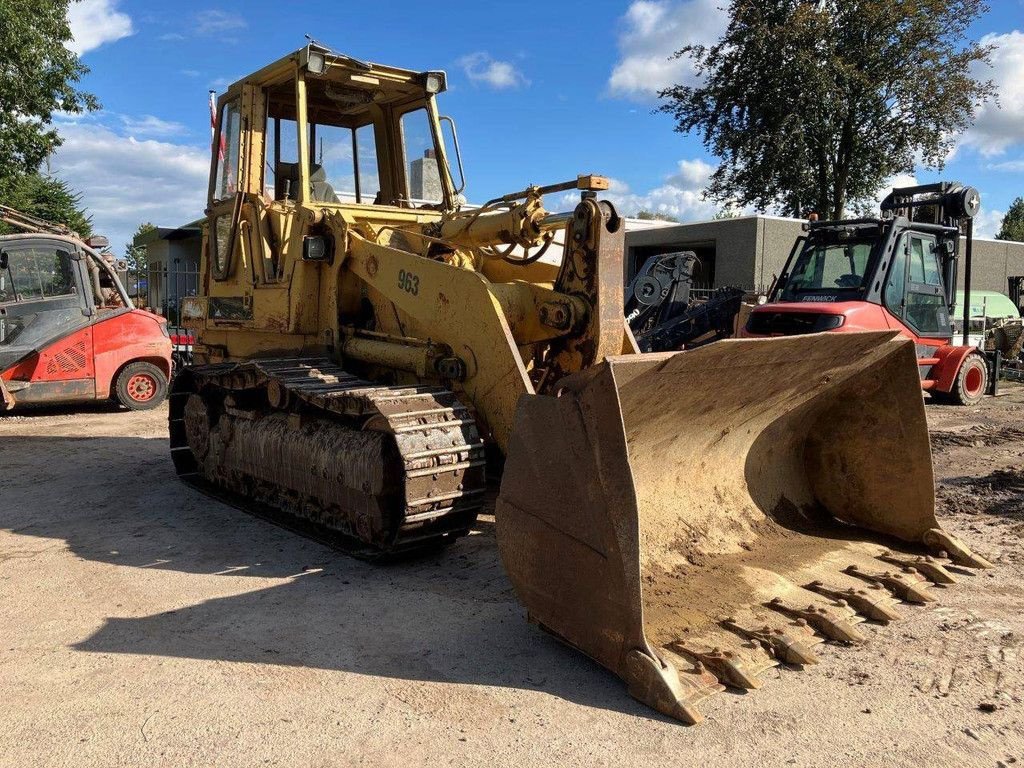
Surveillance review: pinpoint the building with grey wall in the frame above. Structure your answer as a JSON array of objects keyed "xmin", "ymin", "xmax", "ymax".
[
  {"xmin": 134, "ymin": 223, "xmax": 202, "ymax": 322},
  {"xmin": 625, "ymin": 215, "xmax": 1024, "ymax": 297}
]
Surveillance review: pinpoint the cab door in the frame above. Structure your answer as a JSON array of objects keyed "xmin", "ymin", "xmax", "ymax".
[
  {"xmin": 882, "ymin": 230, "xmax": 953, "ymax": 386},
  {"xmin": 207, "ymin": 97, "xmax": 244, "ymax": 283},
  {"xmin": 901, "ymin": 233, "xmax": 950, "ymax": 339},
  {"xmin": 0, "ymin": 239, "xmax": 94, "ymax": 375}
]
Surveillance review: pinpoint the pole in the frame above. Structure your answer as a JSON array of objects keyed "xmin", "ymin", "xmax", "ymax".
[{"xmin": 962, "ymin": 219, "xmax": 973, "ymax": 347}]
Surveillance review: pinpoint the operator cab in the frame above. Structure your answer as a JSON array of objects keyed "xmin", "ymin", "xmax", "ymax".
[{"xmin": 210, "ymin": 42, "xmax": 464, "ymax": 214}]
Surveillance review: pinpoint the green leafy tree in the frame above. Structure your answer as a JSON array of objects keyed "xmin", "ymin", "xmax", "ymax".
[
  {"xmin": 125, "ymin": 222, "xmax": 157, "ymax": 272},
  {"xmin": 635, "ymin": 209, "xmax": 680, "ymax": 222},
  {"xmin": 658, "ymin": 0, "xmax": 995, "ymax": 219},
  {"xmin": 0, "ymin": 172, "xmax": 91, "ymax": 237},
  {"xmin": 996, "ymin": 197, "xmax": 1024, "ymax": 242},
  {"xmin": 0, "ymin": 0, "xmax": 99, "ymax": 187}
]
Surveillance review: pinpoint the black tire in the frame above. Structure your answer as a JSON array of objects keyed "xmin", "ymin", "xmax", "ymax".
[
  {"xmin": 944, "ymin": 353, "xmax": 989, "ymax": 406},
  {"xmin": 114, "ymin": 361, "xmax": 168, "ymax": 410}
]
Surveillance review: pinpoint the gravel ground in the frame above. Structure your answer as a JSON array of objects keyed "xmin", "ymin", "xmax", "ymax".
[{"xmin": 1, "ymin": 388, "xmax": 1022, "ymax": 768}]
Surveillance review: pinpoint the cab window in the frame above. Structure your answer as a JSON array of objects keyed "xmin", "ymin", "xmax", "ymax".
[
  {"xmin": 355, "ymin": 123, "xmax": 381, "ymax": 204},
  {"xmin": 400, "ymin": 108, "xmax": 443, "ymax": 205},
  {"xmin": 909, "ymin": 236, "xmax": 943, "ymax": 285},
  {"xmin": 0, "ymin": 246, "xmax": 76, "ymax": 302},
  {"xmin": 884, "ymin": 240, "xmax": 908, "ymax": 310},
  {"xmin": 213, "ymin": 100, "xmax": 242, "ymax": 201},
  {"xmin": 264, "ymin": 115, "xmax": 300, "ymax": 201},
  {"xmin": 889, "ymin": 233, "xmax": 948, "ymax": 336}
]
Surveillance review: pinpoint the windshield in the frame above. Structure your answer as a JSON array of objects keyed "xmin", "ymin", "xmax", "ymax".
[
  {"xmin": 0, "ymin": 245, "xmax": 77, "ymax": 303},
  {"xmin": 779, "ymin": 239, "xmax": 875, "ymax": 301}
]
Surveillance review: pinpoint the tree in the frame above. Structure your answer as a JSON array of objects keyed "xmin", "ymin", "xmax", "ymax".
[
  {"xmin": 0, "ymin": 0, "xmax": 99, "ymax": 186},
  {"xmin": 635, "ymin": 209, "xmax": 680, "ymax": 223},
  {"xmin": 125, "ymin": 222, "xmax": 157, "ymax": 272},
  {"xmin": 0, "ymin": 172, "xmax": 91, "ymax": 237},
  {"xmin": 996, "ymin": 197, "xmax": 1024, "ymax": 242},
  {"xmin": 658, "ymin": 0, "xmax": 995, "ymax": 219}
]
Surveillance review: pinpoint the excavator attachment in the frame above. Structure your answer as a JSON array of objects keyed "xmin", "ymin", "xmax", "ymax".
[{"xmin": 496, "ymin": 331, "xmax": 990, "ymax": 724}]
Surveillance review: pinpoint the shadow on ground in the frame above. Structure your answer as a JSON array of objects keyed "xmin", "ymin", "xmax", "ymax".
[
  {"xmin": 0, "ymin": 434, "xmax": 663, "ymax": 722},
  {"xmin": 0, "ymin": 400, "xmax": 127, "ymax": 418}
]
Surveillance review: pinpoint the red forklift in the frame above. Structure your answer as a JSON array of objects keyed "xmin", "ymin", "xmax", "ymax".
[
  {"xmin": 0, "ymin": 206, "xmax": 172, "ymax": 411},
  {"xmin": 744, "ymin": 182, "xmax": 991, "ymax": 405}
]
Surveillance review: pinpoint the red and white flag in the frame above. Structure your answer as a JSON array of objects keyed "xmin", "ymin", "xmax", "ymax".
[{"xmin": 209, "ymin": 90, "xmax": 225, "ymax": 162}]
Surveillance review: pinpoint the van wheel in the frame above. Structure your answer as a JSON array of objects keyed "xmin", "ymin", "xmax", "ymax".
[
  {"xmin": 115, "ymin": 362, "xmax": 168, "ymax": 410},
  {"xmin": 945, "ymin": 353, "xmax": 988, "ymax": 406}
]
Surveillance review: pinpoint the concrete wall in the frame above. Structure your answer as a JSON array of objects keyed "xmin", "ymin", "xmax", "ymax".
[
  {"xmin": 755, "ymin": 218, "xmax": 805, "ymax": 289},
  {"xmin": 956, "ymin": 237, "xmax": 1024, "ymax": 294},
  {"xmin": 626, "ymin": 217, "xmax": 761, "ymax": 289}
]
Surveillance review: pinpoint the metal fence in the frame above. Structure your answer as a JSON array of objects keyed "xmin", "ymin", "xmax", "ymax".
[{"xmin": 125, "ymin": 262, "xmax": 201, "ymax": 326}]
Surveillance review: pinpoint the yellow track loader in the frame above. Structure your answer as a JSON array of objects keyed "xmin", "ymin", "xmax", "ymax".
[{"xmin": 172, "ymin": 43, "xmax": 990, "ymax": 723}]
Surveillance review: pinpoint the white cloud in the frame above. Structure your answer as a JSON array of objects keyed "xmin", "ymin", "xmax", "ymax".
[
  {"xmin": 120, "ymin": 115, "xmax": 188, "ymax": 138},
  {"xmin": 986, "ymin": 159, "xmax": 1024, "ymax": 172},
  {"xmin": 49, "ymin": 123, "xmax": 209, "ymax": 250},
  {"xmin": 558, "ymin": 158, "xmax": 721, "ymax": 220},
  {"xmin": 457, "ymin": 53, "xmax": 529, "ymax": 89},
  {"xmin": 973, "ymin": 206, "xmax": 1005, "ymax": 239},
  {"xmin": 67, "ymin": 0, "xmax": 133, "ymax": 55},
  {"xmin": 194, "ymin": 9, "xmax": 247, "ymax": 36},
  {"xmin": 608, "ymin": 0, "xmax": 727, "ymax": 100},
  {"xmin": 960, "ymin": 31, "xmax": 1024, "ymax": 156}
]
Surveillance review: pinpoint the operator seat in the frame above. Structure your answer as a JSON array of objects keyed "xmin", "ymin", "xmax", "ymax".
[
  {"xmin": 273, "ymin": 162, "xmax": 340, "ymax": 203},
  {"xmin": 309, "ymin": 164, "xmax": 340, "ymax": 203}
]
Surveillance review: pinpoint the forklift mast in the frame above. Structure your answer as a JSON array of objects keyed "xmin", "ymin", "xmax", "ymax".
[{"xmin": 879, "ymin": 183, "xmax": 981, "ymax": 345}]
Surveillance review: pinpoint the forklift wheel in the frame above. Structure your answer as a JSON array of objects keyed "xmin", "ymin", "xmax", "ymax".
[
  {"xmin": 945, "ymin": 353, "xmax": 989, "ymax": 406},
  {"xmin": 115, "ymin": 362, "xmax": 168, "ymax": 411}
]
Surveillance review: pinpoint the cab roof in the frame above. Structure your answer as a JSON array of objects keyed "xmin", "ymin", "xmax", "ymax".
[{"xmin": 223, "ymin": 42, "xmax": 446, "ymax": 100}]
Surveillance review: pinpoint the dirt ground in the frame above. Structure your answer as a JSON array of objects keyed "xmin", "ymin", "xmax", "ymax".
[{"xmin": 1, "ymin": 387, "xmax": 1023, "ymax": 768}]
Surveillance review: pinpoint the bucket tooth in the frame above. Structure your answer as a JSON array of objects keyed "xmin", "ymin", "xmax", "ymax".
[
  {"xmin": 805, "ymin": 580, "xmax": 902, "ymax": 623},
  {"xmin": 766, "ymin": 597, "xmax": 866, "ymax": 644},
  {"xmin": 623, "ymin": 649, "xmax": 709, "ymax": 725},
  {"xmin": 721, "ymin": 618, "xmax": 820, "ymax": 666},
  {"xmin": 879, "ymin": 552, "xmax": 957, "ymax": 585},
  {"xmin": 922, "ymin": 529, "xmax": 993, "ymax": 569},
  {"xmin": 670, "ymin": 643, "xmax": 765, "ymax": 691},
  {"xmin": 844, "ymin": 565, "xmax": 934, "ymax": 604}
]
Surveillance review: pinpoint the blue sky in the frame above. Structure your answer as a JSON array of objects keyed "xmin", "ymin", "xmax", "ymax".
[{"xmin": 57, "ymin": 0, "xmax": 1024, "ymax": 250}]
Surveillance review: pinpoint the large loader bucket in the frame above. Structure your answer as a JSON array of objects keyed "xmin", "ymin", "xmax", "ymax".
[{"xmin": 496, "ymin": 331, "xmax": 990, "ymax": 724}]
